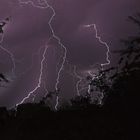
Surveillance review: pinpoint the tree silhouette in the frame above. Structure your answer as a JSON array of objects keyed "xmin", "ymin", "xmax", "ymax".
[{"xmin": 91, "ymin": 13, "xmax": 140, "ymax": 112}]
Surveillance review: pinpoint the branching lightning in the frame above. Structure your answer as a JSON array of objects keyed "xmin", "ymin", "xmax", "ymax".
[
  {"xmin": 8, "ymin": 0, "xmax": 112, "ymax": 109},
  {"xmin": 68, "ymin": 24, "xmax": 111, "ymax": 98},
  {"xmin": 65, "ymin": 23, "xmax": 111, "ymax": 99},
  {"xmin": 83, "ymin": 24, "xmax": 111, "ymax": 101},
  {"xmin": 16, "ymin": 0, "xmax": 67, "ymax": 110},
  {"xmin": 16, "ymin": 42, "xmax": 50, "ymax": 106},
  {"xmin": 44, "ymin": 1, "xmax": 67, "ymax": 92}
]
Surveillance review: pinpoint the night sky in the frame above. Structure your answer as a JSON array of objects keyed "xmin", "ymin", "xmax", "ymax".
[{"xmin": 0, "ymin": 0, "xmax": 140, "ymax": 108}]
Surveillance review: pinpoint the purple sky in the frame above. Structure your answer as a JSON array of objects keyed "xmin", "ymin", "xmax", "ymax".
[{"xmin": 0, "ymin": 0, "xmax": 140, "ymax": 108}]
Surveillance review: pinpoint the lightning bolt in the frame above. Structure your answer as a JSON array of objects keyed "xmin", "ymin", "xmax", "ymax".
[
  {"xmin": 84, "ymin": 24, "xmax": 110, "ymax": 67},
  {"xmin": 87, "ymin": 70, "xmax": 96, "ymax": 94},
  {"xmin": 83, "ymin": 24, "xmax": 111, "ymax": 102},
  {"xmin": 73, "ymin": 66, "xmax": 83, "ymax": 96},
  {"xmin": 67, "ymin": 24, "xmax": 111, "ymax": 97},
  {"xmin": 16, "ymin": 41, "xmax": 50, "ymax": 106},
  {"xmin": 55, "ymin": 95, "xmax": 59, "ymax": 110},
  {"xmin": 16, "ymin": 0, "xmax": 67, "ymax": 110}
]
